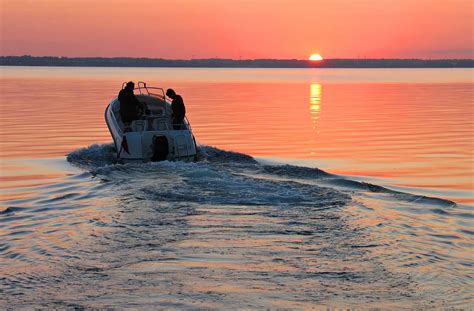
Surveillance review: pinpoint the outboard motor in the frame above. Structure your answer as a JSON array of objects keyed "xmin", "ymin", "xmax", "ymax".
[{"xmin": 151, "ymin": 135, "xmax": 169, "ymax": 161}]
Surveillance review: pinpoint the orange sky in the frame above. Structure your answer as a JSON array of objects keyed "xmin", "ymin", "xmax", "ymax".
[{"xmin": 0, "ymin": 0, "xmax": 472, "ymax": 59}]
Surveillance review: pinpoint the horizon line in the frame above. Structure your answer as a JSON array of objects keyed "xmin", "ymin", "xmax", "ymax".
[{"xmin": 2, "ymin": 55, "xmax": 474, "ymax": 61}]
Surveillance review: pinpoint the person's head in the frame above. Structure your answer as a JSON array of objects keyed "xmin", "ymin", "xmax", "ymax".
[
  {"xmin": 166, "ymin": 88, "xmax": 176, "ymax": 99},
  {"xmin": 126, "ymin": 81, "xmax": 135, "ymax": 90}
]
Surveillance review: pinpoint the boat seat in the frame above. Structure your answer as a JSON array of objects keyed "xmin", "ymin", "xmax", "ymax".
[
  {"xmin": 152, "ymin": 118, "xmax": 170, "ymax": 130},
  {"xmin": 130, "ymin": 120, "xmax": 147, "ymax": 132}
]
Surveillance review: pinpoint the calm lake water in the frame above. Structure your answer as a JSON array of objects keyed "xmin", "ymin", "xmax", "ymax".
[{"xmin": 0, "ymin": 66, "xmax": 472, "ymax": 308}]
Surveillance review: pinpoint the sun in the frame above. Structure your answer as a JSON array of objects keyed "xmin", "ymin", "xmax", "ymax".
[{"xmin": 309, "ymin": 53, "xmax": 323, "ymax": 61}]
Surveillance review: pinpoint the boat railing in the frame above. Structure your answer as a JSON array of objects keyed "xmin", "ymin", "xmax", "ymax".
[
  {"xmin": 120, "ymin": 81, "xmax": 192, "ymax": 132},
  {"xmin": 135, "ymin": 81, "xmax": 166, "ymax": 100}
]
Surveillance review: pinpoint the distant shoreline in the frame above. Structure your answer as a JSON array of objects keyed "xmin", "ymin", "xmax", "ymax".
[{"xmin": 1, "ymin": 56, "xmax": 473, "ymax": 68}]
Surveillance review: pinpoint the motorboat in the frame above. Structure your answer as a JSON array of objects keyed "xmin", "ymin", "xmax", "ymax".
[{"xmin": 105, "ymin": 82, "xmax": 197, "ymax": 162}]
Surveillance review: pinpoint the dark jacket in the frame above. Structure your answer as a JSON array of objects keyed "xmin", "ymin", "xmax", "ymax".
[
  {"xmin": 118, "ymin": 88, "xmax": 143, "ymax": 123},
  {"xmin": 171, "ymin": 95, "xmax": 186, "ymax": 121}
]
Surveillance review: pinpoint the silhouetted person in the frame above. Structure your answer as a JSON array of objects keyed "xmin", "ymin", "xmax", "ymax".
[
  {"xmin": 118, "ymin": 81, "xmax": 145, "ymax": 125},
  {"xmin": 166, "ymin": 88, "xmax": 186, "ymax": 130}
]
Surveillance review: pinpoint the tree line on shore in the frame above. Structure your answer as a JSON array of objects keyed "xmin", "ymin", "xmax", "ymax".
[{"xmin": 1, "ymin": 55, "xmax": 472, "ymax": 68}]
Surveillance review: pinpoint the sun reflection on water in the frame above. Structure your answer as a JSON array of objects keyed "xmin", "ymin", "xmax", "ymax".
[{"xmin": 309, "ymin": 83, "xmax": 322, "ymax": 130}]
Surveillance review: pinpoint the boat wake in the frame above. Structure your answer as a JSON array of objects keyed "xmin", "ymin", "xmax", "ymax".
[
  {"xmin": 67, "ymin": 143, "xmax": 456, "ymax": 208},
  {"xmin": 1, "ymin": 144, "xmax": 468, "ymax": 309}
]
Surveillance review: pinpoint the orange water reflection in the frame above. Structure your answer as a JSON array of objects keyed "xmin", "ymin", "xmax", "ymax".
[
  {"xmin": 309, "ymin": 83, "xmax": 322, "ymax": 129},
  {"xmin": 0, "ymin": 70, "xmax": 472, "ymax": 204}
]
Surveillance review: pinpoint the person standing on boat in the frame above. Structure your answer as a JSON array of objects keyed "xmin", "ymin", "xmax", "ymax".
[
  {"xmin": 118, "ymin": 81, "xmax": 145, "ymax": 125},
  {"xmin": 166, "ymin": 88, "xmax": 186, "ymax": 130}
]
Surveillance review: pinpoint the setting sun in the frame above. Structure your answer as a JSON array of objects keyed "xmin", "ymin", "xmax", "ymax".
[{"xmin": 309, "ymin": 53, "xmax": 323, "ymax": 61}]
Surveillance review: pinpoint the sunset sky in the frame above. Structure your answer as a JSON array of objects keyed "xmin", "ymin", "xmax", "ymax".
[{"xmin": 0, "ymin": 0, "xmax": 472, "ymax": 59}]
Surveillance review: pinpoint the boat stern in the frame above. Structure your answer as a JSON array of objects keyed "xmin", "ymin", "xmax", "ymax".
[{"xmin": 118, "ymin": 130, "xmax": 196, "ymax": 162}]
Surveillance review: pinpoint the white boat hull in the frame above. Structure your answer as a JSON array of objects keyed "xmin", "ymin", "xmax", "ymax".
[{"xmin": 105, "ymin": 93, "xmax": 197, "ymax": 162}]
